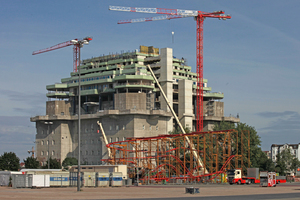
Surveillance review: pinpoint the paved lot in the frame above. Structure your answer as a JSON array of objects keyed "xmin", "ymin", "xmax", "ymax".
[{"xmin": 1, "ymin": 183, "xmax": 300, "ymax": 199}]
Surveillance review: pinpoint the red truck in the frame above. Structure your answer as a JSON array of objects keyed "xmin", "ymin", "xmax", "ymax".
[
  {"xmin": 228, "ymin": 168, "xmax": 287, "ymax": 185},
  {"xmin": 276, "ymin": 176, "xmax": 286, "ymax": 184},
  {"xmin": 227, "ymin": 169, "xmax": 251, "ymax": 185},
  {"xmin": 227, "ymin": 168, "xmax": 260, "ymax": 185}
]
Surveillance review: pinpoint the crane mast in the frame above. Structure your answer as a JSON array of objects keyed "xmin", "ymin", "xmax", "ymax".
[{"xmin": 109, "ymin": 6, "xmax": 231, "ymax": 132}]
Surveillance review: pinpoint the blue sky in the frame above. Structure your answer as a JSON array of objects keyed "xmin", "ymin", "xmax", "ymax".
[{"xmin": 1, "ymin": 0, "xmax": 300, "ymax": 161}]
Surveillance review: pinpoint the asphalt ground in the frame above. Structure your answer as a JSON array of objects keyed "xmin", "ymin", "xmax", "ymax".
[{"xmin": 0, "ymin": 182, "xmax": 300, "ymax": 199}]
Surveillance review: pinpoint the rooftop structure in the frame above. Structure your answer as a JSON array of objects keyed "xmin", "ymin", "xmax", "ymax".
[{"xmin": 31, "ymin": 46, "xmax": 239, "ymax": 165}]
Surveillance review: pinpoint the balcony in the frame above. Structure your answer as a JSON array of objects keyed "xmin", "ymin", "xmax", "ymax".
[{"xmin": 46, "ymin": 91, "xmax": 69, "ymax": 98}]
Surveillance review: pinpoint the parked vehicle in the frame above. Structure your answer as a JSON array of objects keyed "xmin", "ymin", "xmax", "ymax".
[
  {"xmin": 227, "ymin": 169, "xmax": 250, "ymax": 185},
  {"xmin": 227, "ymin": 168, "xmax": 260, "ymax": 185},
  {"xmin": 260, "ymin": 171, "xmax": 276, "ymax": 187},
  {"xmin": 276, "ymin": 176, "xmax": 286, "ymax": 184}
]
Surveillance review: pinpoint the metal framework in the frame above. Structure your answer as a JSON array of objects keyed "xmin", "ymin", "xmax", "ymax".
[{"xmin": 102, "ymin": 129, "xmax": 250, "ymax": 183}]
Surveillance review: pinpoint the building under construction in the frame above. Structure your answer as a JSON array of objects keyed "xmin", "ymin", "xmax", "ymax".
[{"xmin": 30, "ymin": 46, "xmax": 239, "ymax": 166}]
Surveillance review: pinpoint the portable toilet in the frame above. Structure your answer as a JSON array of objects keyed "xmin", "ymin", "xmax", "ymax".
[
  {"xmin": 97, "ymin": 172, "xmax": 110, "ymax": 187},
  {"xmin": 111, "ymin": 172, "xmax": 123, "ymax": 187},
  {"xmin": 50, "ymin": 172, "xmax": 70, "ymax": 187},
  {"xmin": 83, "ymin": 172, "xmax": 96, "ymax": 187}
]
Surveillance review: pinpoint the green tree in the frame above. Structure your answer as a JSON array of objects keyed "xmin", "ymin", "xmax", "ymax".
[
  {"xmin": 275, "ymin": 148, "xmax": 300, "ymax": 175},
  {"xmin": 0, "ymin": 152, "xmax": 20, "ymax": 171},
  {"xmin": 291, "ymin": 157, "xmax": 300, "ymax": 172},
  {"xmin": 62, "ymin": 157, "xmax": 78, "ymax": 169},
  {"xmin": 213, "ymin": 121, "xmax": 275, "ymax": 171},
  {"xmin": 23, "ymin": 157, "xmax": 39, "ymax": 169},
  {"xmin": 42, "ymin": 157, "xmax": 61, "ymax": 169},
  {"xmin": 256, "ymin": 152, "xmax": 275, "ymax": 172}
]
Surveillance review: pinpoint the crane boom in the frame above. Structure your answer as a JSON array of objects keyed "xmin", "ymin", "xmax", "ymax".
[
  {"xmin": 118, "ymin": 14, "xmax": 187, "ymax": 24},
  {"xmin": 32, "ymin": 40, "xmax": 75, "ymax": 55},
  {"xmin": 109, "ymin": 6, "xmax": 198, "ymax": 16},
  {"xmin": 97, "ymin": 121, "xmax": 112, "ymax": 158},
  {"xmin": 32, "ymin": 37, "xmax": 92, "ymax": 72}
]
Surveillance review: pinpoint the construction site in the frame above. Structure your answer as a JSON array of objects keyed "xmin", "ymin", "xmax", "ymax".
[{"xmin": 29, "ymin": 6, "xmax": 249, "ymax": 185}]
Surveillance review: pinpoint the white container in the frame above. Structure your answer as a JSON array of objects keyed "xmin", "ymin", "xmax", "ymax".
[
  {"xmin": 32, "ymin": 175, "xmax": 50, "ymax": 187},
  {"xmin": 83, "ymin": 172, "xmax": 96, "ymax": 187},
  {"xmin": 111, "ymin": 172, "xmax": 123, "ymax": 187},
  {"xmin": 50, "ymin": 172, "xmax": 70, "ymax": 186},
  {"xmin": 97, "ymin": 173, "xmax": 110, "ymax": 187}
]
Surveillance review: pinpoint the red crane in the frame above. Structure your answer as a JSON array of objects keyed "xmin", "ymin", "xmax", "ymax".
[
  {"xmin": 32, "ymin": 37, "xmax": 92, "ymax": 72},
  {"xmin": 109, "ymin": 6, "xmax": 231, "ymax": 132}
]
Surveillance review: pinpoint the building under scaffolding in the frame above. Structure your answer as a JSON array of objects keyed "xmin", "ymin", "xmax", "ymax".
[
  {"xmin": 103, "ymin": 129, "xmax": 250, "ymax": 183},
  {"xmin": 31, "ymin": 46, "xmax": 240, "ymax": 166}
]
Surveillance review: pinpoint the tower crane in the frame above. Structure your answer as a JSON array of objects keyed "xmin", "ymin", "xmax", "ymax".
[
  {"xmin": 109, "ymin": 6, "xmax": 231, "ymax": 132},
  {"xmin": 32, "ymin": 37, "xmax": 92, "ymax": 72}
]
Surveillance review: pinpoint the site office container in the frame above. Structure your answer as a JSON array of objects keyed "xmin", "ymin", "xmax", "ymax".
[
  {"xmin": 83, "ymin": 172, "xmax": 96, "ymax": 187},
  {"xmin": 97, "ymin": 172, "xmax": 110, "ymax": 187},
  {"xmin": 32, "ymin": 175, "xmax": 50, "ymax": 187},
  {"xmin": 111, "ymin": 172, "xmax": 123, "ymax": 187},
  {"xmin": 50, "ymin": 172, "xmax": 70, "ymax": 186}
]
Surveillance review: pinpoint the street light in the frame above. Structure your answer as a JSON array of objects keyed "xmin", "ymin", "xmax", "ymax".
[
  {"xmin": 71, "ymin": 37, "xmax": 92, "ymax": 192},
  {"xmin": 44, "ymin": 121, "xmax": 53, "ymax": 169}
]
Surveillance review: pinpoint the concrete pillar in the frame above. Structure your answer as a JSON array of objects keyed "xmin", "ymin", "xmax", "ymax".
[
  {"xmin": 159, "ymin": 48, "xmax": 173, "ymax": 133},
  {"xmin": 178, "ymin": 79, "xmax": 193, "ymax": 131}
]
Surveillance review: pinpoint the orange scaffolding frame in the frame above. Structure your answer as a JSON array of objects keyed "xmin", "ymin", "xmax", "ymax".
[{"xmin": 103, "ymin": 129, "xmax": 250, "ymax": 183}]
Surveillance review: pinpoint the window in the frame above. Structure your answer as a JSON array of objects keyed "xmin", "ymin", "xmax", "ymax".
[
  {"xmin": 91, "ymin": 124, "xmax": 94, "ymax": 131},
  {"xmin": 92, "ymin": 150, "xmax": 94, "ymax": 155},
  {"xmin": 116, "ymin": 137, "xmax": 119, "ymax": 142},
  {"xmin": 91, "ymin": 139, "xmax": 94, "ymax": 144},
  {"xmin": 52, "ymin": 140, "xmax": 55, "ymax": 145},
  {"xmin": 98, "ymin": 150, "xmax": 101, "ymax": 155},
  {"xmin": 116, "ymin": 125, "xmax": 119, "ymax": 130},
  {"xmin": 46, "ymin": 151, "xmax": 49, "ymax": 156},
  {"xmin": 149, "ymin": 126, "xmax": 152, "ymax": 130},
  {"xmin": 41, "ymin": 140, "xmax": 44, "ymax": 145},
  {"xmin": 123, "ymin": 125, "xmax": 125, "ymax": 130},
  {"xmin": 86, "ymin": 151, "xmax": 88, "ymax": 155},
  {"xmin": 52, "ymin": 150, "xmax": 55, "ymax": 156},
  {"xmin": 46, "ymin": 140, "xmax": 49, "ymax": 145},
  {"xmin": 42, "ymin": 130, "xmax": 44, "ymax": 135},
  {"xmin": 109, "ymin": 138, "xmax": 113, "ymax": 143},
  {"xmin": 98, "ymin": 139, "xmax": 101, "ymax": 144},
  {"xmin": 41, "ymin": 151, "xmax": 44, "ymax": 156},
  {"xmin": 123, "ymin": 137, "xmax": 126, "ymax": 141},
  {"xmin": 109, "ymin": 126, "xmax": 112, "ymax": 131},
  {"xmin": 156, "ymin": 126, "xmax": 158, "ymax": 131},
  {"xmin": 143, "ymin": 125, "xmax": 145, "ymax": 130}
]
